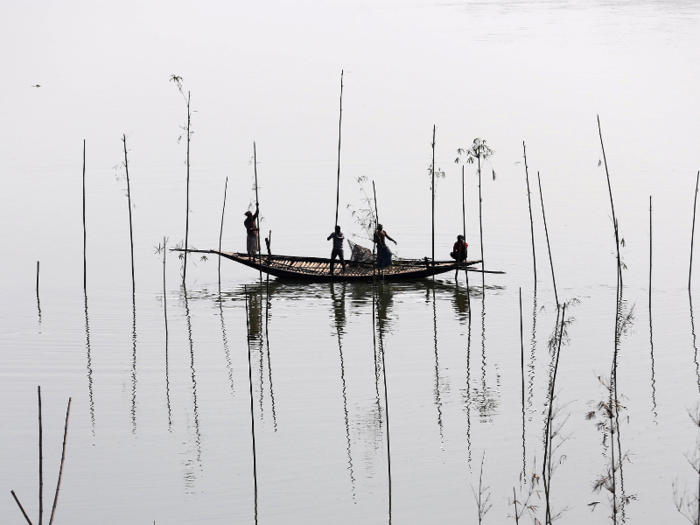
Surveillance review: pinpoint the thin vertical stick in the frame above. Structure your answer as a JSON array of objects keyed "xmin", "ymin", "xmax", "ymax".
[
  {"xmin": 183, "ymin": 91, "xmax": 191, "ymax": 285},
  {"xmin": 597, "ymin": 115, "xmax": 622, "ymax": 288},
  {"xmin": 372, "ymin": 181, "xmax": 380, "ymax": 280},
  {"xmin": 10, "ymin": 491, "xmax": 34, "ymax": 525},
  {"xmin": 649, "ymin": 196, "xmax": 653, "ymax": 311},
  {"xmin": 163, "ymin": 237, "xmax": 171, "ymax": 429},
  {"xmin": 431, "ymin": 125, "xmax": 436, "ymax": 271},
  {"xmin": 38, "ymin": 386, "xmax": 43, "ymax": 525},
  {"xmin": 478, "ymin": 153, "xmax": 485, "ymax": 290},
  {"xmin": 537, "ymin": 172, "xmax": 558, "ymax": 307},
  {"xmin": 122, "ymin": 134, "xmax": 135, "ymax": 296},
  {"xmin": 462, "ymin": 166, "xmax": 471, "ymax": 313},
  {"xmin": 523, "ymin": 141, "xmax": 537, "ymax": 287},
  {"xmin": 253, "ymin": 142, "xmax": 262, "ymax": 281},
  {"xmin": 243, "ymin": 287, "xmax": 259, "ymax": 523},
  {"xmin": 334, "ymin": 70, "xmax": 344, "ymax": 228},
  {"xmin": 82, "ymin": 139, "xmax": 86, "ymax": 290},
  {"xmin": 218, "ymin": 176, "xmax": 229, "ymax": 288},
  {"xmin": 690, "ymin": 171, "xmax": 700, "ymax": 290},
  {"xmin": 48, "ymin": 398, "xmax": 71, "ymax": 525}
]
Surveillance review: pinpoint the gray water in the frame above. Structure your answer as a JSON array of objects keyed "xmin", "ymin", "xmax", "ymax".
[{"xmin": 2, "ymin": 0, "xmax": 700, "ymax": 523}]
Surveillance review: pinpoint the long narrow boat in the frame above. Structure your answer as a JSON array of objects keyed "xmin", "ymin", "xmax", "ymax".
[{"xmin": 174, "ymin": 249, "xmax": 488, "ymax": 282}]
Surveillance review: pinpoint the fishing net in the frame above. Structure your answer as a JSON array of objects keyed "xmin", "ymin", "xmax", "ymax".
[{"xmin": 347, "ymin": 239, "xmax": 373, "ymax": 263}]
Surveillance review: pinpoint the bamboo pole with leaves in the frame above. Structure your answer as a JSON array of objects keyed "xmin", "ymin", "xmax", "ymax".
[
  {"xmin": 334, "ymin": 70, "xmax": 344, "ymax": 228},
  {"xmin": 456, "ymin": 138, "xmax": 494, "ymax": 289},
  {"xmin": 170, "ymin": 75, "xmax": 192, "ymax": 285}
]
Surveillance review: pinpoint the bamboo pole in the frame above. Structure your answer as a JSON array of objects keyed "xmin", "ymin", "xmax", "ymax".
[
  {"xmin": 690, "ymin": 171, "xmax": 699, "ymax": 290},
  {"xmin": 372, "ymin": 181, "xmax": 380, "ymax": 281},
  {"xmin": 253, "ymin": 142, "xmax": 262, "ymax": 281},
  {"xmin": 536, "ymin": 172, "xmax": 558, "ymax": 307},
  {"xmin": 48, "ymin": 398, "xmax": 71, "ymax": 525},
  {"xmin": 478, "ymin": 153, "xmax": 484, "ymax": 290},
  {"xmin": 82, "ymin": 139, "xmax": 86, "ymax": 290},
  {"xmin": 649, "ymin": 196, "xmax": 653, "ymax": 311},
  {"xmin": 218, "ymin": 176, "xmax": 228, "ymax": 288},
  {"xmin": 183, "ymin": 91, "xmax": 191, "ymax": 285},
  {"xmin": 122, "ymin": 134, "xmax": 135, "ymax": 296},
  {"xmin": 431, "ymin": 125, "xmax": 436, "ymax": 271},
  {"xmin": 523, "ymin": 142, "xmax": 537, "ymax": 287},
  {"xmin": 334, "ymin": 70, "xmax": 344, "ymax": 228}
]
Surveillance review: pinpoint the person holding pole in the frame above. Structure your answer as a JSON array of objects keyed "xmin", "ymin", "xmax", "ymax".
[
  {"xmin": 375, "ymin": 224, "xmax": 397, "ymax": 269},
  {"xmin": 244, "ymin": 203, "xmax": 259, "ymax": 255},
  {"xmin": 327, "ymin": 225, "xmax": 346, "ymax": 275}
]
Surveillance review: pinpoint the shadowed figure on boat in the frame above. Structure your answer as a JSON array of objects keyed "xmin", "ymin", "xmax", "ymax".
[
  {"xmin": 244, "ymin": 202, "xmax": 259, "ymax": 255},
  {"xmin": 374, "ymin": 224, "xmax": 397, "ymax": 269},
  {"xmin": 327, "ymin": 225, "xmax": 346, "ymax": 275}
]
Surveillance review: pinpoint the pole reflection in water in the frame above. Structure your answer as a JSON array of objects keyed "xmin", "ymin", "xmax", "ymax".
[
  {"xmin": 246, "ymin": 285, "xmax": 267, "ymax": 423},
  {"xmin": 84, "ymin": 289, "xmax": 95, "ymax": 434},
  {"xmin": 527, "ymin": 288, "xmax": 538, "ymax": 418},
  {"xmin": 330, "ymin": 281, "xmax": 355, "ymax": 497},
  {"xmin": 472, "ymin": 288, "xmax": 499, "ymax": 424},
  {"xmin": 264, "ymin": 276, "xmax": 278, "ymax": 430},
  {"xmin": 373, "ymin": 282, "xmax": 392, "ymax": 525},
  {"xmin": 181, "ymin": 287, "xmax": 202, "ymax": 468},
  {"xmin": 244, "ymin": 286, "xmax": 259, "ymax": 525},
  {"xmin": 131, "ymin": 290, "xmax": 137, "ymax": 434},
  {"xmin": 430, "ymin": 285, "xmax": 444, "ymax": 443},
  {"xmin": 219, "ymin": 291, "xmax": 235, "ymax": 400},
  {"xmin": 691, "ymin": 290, "xmax": 700, "ymax": 394},
  {"xmin": 648, "ymin": 196, "xmax": 657, "ymax": 420},
  {"xmin": 519, "ymin": 288, "xmax": 526, "ymax": 478},
  {"xmin": 160, "ymin": 238, "xmax": 172, "ymax": 431}
]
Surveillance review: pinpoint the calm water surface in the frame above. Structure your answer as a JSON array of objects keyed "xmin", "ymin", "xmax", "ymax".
[{"xmin": 1, "ymin": 0, "xmax": 700, "ymax": 523}]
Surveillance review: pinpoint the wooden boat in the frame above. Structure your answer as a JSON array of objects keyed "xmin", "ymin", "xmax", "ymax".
[{"xmin": 174, "ymin": 249, "xmax": 488, "ymax": 282}]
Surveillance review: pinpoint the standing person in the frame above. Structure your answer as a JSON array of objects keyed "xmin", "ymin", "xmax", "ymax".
[
  {"xmin": 374, "ymin": 224, "xmax": 397, "ymax": 269},
  {"xmin": 450, "ymin": 235, "xmax": 468, "ymax": 262},
  {"xmin": 327, "ymin": 225, "xmax": 346, "ymax": 275},
  {"xmin": 244, "ymin": 202, "xmax": 259, "ymax": 255}
]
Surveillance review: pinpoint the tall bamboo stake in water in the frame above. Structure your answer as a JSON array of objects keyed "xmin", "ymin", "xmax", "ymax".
[
  {"xmin": 253, "ymin": 142, "xmax": 262, "ymax": 281},
  {"xmin": 537, "ymin": 172, "xmax": 558, "ymax": 307},
  {"xmin": 372, "ymin": 180, "xmax": 380, "ymax": 281},
  {"xmin": 218, "ymin": 176, "xmax": 228, "ymax": 289},
  {"xmin": 597, "ymin": 115, "xmax": 622, "ymax": 288},
  {"xmin": 334, "ymin": 70, "xmax": 344, "ymax": 228},
  {"xmin": 122, "ymin": 134, "xmax": 135, "ymax": 296},
  {"xmin": 183, "ymin": 91, "xmax": 192, "ymax": 285},
  {"xmin": 462, "ymin": 166, "xmax": 471, "ymax": 312},
  {"xmin": 243, "ymin": 287, "xmax": 259, "ymax": 524},
  {"xmin": 690, "ymin": 171, "xmax": 700, "ymax": 290},
  {"xmin": 523, "ymin": 142, "xmax": 537, "ymax": 287},
  {"xmin": 82, "ymin": 139, "xmax": 86, "ymax": 290},
  {"xmin": 48, "ymin": 398, "xmax": 71, "ymax": 525},
  {"xmin": 431, "ymin": 125, "xmax": 436, "ymax": 271}
]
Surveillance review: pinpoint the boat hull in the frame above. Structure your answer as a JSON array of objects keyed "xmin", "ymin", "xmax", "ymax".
[{"xmin": 179, "ymin": 249, "xmax": 483, "ymax": 282}]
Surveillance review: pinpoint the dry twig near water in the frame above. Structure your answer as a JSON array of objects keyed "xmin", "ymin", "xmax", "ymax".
[
  {"xmin": 471, "ymin": 452, "xmax": 492, "ymax": 525},
  {"xmin": 674, "ymin": 403, "xmax": 700, "ymax": 524}
]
